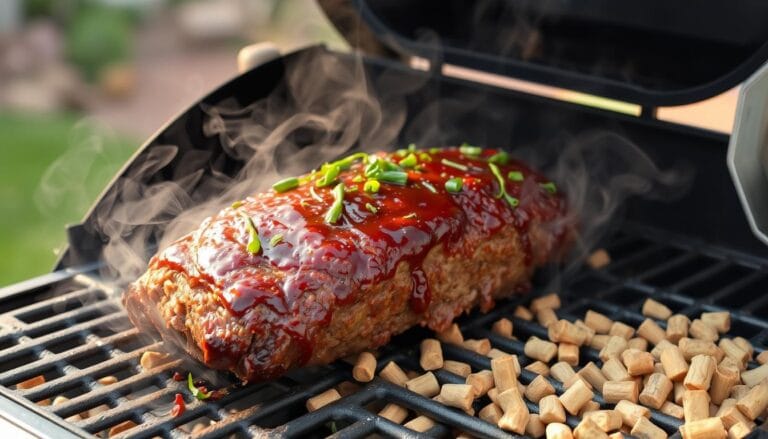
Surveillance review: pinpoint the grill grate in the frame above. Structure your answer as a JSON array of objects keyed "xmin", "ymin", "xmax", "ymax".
[{"xmin": 1, "ymin": 223, "xmax": 768, "ymax": 438}]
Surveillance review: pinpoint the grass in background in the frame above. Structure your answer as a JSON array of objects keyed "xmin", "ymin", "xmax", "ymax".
[{"xmin": 0, "ymin": 112, "xmax": 138, "ymax": 286}]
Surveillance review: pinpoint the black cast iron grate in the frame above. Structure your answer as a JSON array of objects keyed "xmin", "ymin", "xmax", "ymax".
[{"xmin": 2, "ymin": 223, "xmax": 768, "ymax": 438}]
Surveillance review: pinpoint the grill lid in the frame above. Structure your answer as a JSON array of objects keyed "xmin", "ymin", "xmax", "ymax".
[{"xmin": 318, "ymin": 0, "xmax": 768, "ymax": 106}]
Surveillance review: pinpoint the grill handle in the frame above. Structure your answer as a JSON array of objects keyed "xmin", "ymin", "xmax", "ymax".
[{"xmin": 728, "ymin": 60, "xmax": 768, "ymax": 246}]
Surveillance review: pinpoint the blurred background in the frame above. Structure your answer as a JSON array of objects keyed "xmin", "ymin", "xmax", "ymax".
[
  {"xmin": 0, "ymin": 0, "xmax": 739, "ymax": 286},
  {"xmin": 0, "ymin": 0, "xmax": 346, "ymax": 285}
]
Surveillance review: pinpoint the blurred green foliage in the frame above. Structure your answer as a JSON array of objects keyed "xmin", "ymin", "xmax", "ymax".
[
  {"xmin": 65, "ymin": 6, "xmax": 134, "ymax": 80},
  {"xmin": 0, "ymin": 112, "xmax": 137, "ymax": 286}
]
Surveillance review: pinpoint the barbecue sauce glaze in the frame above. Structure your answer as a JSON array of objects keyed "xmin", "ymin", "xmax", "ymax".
[{"xmin": 152, "ymin": 147, "xmax": 568, "ymax": 366}]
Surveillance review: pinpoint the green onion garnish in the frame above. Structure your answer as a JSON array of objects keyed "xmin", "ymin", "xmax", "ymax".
[
  {"xmin": 324, "ymin": 183, "xmax": 345, "ymax": 224},
  {"xmin": 429, "ymin": 147, "xmax": 441, "ymax": 154},
  {"xmin": 332, "ymin": 152, "xmax": 368, "ymax": 170},
  {"xmin": 441, "ymin": 158, "xmax": 468, "ymax": 171},
  {"xmin": 231, "ymin": 200, "xmax": 243, "ymax": 209},
  {"xmin": 422, "ymin": 181, "xmax": 438, "ymax": 193},
  {"xmin": 352, "ymin": 175, "xmax": 364, "ymax": 183},
  {"xmin": 316, "ymin": 164, "xmax": 340, "ymax": 187},
  {"xmin": 378, "ymin": 171, "xmax": 408, "ymax": 185},
  {"xmin": 399, "ymin": 153, "xmax": 418, "ymax": 168},
  {"xmin": 270, "ymin": 234, "xmax": 283, "ymax": 246},
  {"xmin": 489, "ymin": 151, "xmax": 509, "ymax": 165},
  {"xmin": 489, "ymin": 163, "xmax": 518, "ymax": 208},
  {"xmin": 445, "ymin": 177, "xmax": 463, "ymax": 193},
  {"xmin": 240, "ymin": 212, "xmax": 261, "ymax": 254},
  {"xmin": 188, "ymin": 373, "xmax": 212, "ymax": 400},
  {"xmin": 408, "ymin": 143, "xmax": 416, "ymax": 152},
  {"xmin": 508, "ymin": 171, "xmax": 524, "ymax": 182},
  {"xmin": 459, "ymin": 143, "xmax": 482, "ymax": 156},
  {"xmin": 365, "ymin": 203, "xmax": 378, "ymax": 214},
  {"xmin": 364, "ymin": 179, "xmax": 380, "ymax": 193},
  {"xmin": 403, "ymin": 213, "xmax": 417, "ymax": 219},
  {"xmin": 418, "ymin": 152, "xmax": 432, "ymax": 162},
  {"xmin": 309, "ymin": 186, "xmax": 323, "ymax": 202},
  {"xmin": 272, "ymin": 177, "xmax": 299, "ymax": 193},
  {"xmin": 540, "ymin": 182, "xmax": 557, "ymax": 194},
  {"xmin": 488, "ymin": 163, "xmax": 506, "ymax": 199}
]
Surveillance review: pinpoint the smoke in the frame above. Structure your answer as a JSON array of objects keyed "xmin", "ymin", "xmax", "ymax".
[{"xmin": 38, "ymin": 46, "xmax": 691, "ymax": 292}]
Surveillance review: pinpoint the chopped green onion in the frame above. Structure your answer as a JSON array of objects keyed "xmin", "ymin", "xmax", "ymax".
[
  {"xmin": 309, "ymin": 186, "xmax": 323, "ymax": 202},
  {"xmin": 445, "ymin": 177, "xmax": 463, "ymax": 193},
  {"xmin": 365, "ymin": 203, "xmax": 378, "ymax": 214},
  {"xmin": 490, "ymin": 163, "xmax": 519, "ymax": 208},
  {"xmin": 240, "ymin": 212, "xmax": 261, "ymax": 254},
  {"xmin": 418, "ymin": 152, "xmax": 432, "ymax": 162},
  {"xmin": 272, "ymin": 177, "xmax": 299, "ymax": 193},
  {"xmin": 540, "ymin": 181, "xmax": 557, "ymax": 194},
  {"xmin": 399, "ymin": 153, "xmax": 418, "ymax": 168},
  {"xmin": 188, "ymin": 373, "xmax": 211, "ymax": 400},
  {"xmin": 378, "ymin": 171, "xmax": 408, "ymax": 185},
  {"xmin": 394, "ymin": 149, "xmax": 408, "ymax": 157},
  {"xmin": 352, "ymin": 175, "xmax": 364, "ymax": 183},
  {"xmin": 429, "ymin": 147, "xmax": 441, "ymax": 154},
  {"xmin": 332, "ymin": 152, "xmax": 368, "ymax": 170},
  {"xmin": 459, "ymin": 143, "xmax": 482, "ymax": 156},
  {"xmin": 403, "ymin": 213, "xmax": 417, "ymax": 219},
  {"xmin": 488, "ymin": 163, "xmax": 506, "ymax": 199},
  {"xmin": 346, "ymin": 186, "xmax": 358, "ymax": 193},
  {"xmin": 231, "ymin": 200, "xmax": 243, "ymax": 209},
  {"xmin": 316, "ymin": 165, "xmax": 340, "ymax": 187},
  {"xmin": 270, "ymin": 234, "xmax": 283, "ymax": 246},
  {"xmin": 364, "ymin": 179, "xmax": 380, "ymax": 193},
  {"xmin": 489, "ymin": 151, "xmax": 509, "ymax": 165},
  {"xmin": 422, "ymin": 181, "xmax": 438, "ymax": 193},
  {"xmin": 508, "ymin": 171, "xmax": 524, "ymax": 182},
  {"xmin": 441, "ymin": 158, "xmax": 468, "ymax": 171},
  {"xmin": 408, "ymin": 143, "xmax": 417, "ymax": 152},
  {"xmin": 324, "ymin": 183, "xmax": 345, "ymax": 224},
  {"xmin": 299, "ymin": 200, "xmax": 309, "ymax": 208}
]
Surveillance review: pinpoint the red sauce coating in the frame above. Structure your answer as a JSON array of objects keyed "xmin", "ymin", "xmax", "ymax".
[{"xmin": 151, "ymin": 147, "xmax": 567, "ymax": 365}]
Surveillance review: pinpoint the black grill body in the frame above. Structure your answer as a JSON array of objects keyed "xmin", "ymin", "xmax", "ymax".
[{"xmin": 1, "ymin": 46, "xmax": 768, "ymax": 438}]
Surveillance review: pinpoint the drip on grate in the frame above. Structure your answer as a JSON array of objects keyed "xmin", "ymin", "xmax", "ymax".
[{"xmin": 0, "ymin": 225, "xmax": 766, "ymax": 438}]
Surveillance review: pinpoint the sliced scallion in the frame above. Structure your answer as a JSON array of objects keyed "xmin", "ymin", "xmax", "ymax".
[
  {"xmin": 459, "ymin": 143, "xmax": 482, "ymax": 156},
  {"xmin": 272, "ymin": 177, "xmax": 299, "ymax": 193},
  {"xmin": 489, "ymin": 151, "xmax": 509, "ymax": 165},
  {"xmin": 188, "ymin": 373, "xmax": 212, "ymax": 400},
  {"xmin": 270, "ymin": 234, "xmax": 283, "ymax": 246},
  {"xmin": 488, "ymin": 163, "xmax": 506, "ymax": 199},
  {"xmin": 441, "ymin": 158, "xmax": 468, "ymax": 172},
  {"xmin": 429, "ymin": 147, "xmax": 441, "ymax": 154},
  {"xmin": 324, "ymin": 183, "xmax": 345, "ymax": 224},
  {"xmin": 408, "ymin": 143, "xmax": 416, "ymax": 152},
  {"xmin": 316, "ymin": 164, "xmax": 340, "ymax": 187},
  {"xmin": 332, "ymin": 152, "xmax": 368, "ymax": 170},
  {"xmin": 399, "ymin": 153, "xmax": 418, "ymax": 168},
  {"xmin": 231, "ymin": 200, "xmax": 243, "ymax": 209},
  {"xmin": 508, "ymin": 170, "xmax": 524, "ymax": 182},
  {"xmin": 422, "ymin": 181, "xmax": 438, "ymax": 193},
  {"xmin": 352, "ymin": 175, "xmax": 364, "ymax": 183},
  {"xmin": 365, "ymin": 203, "xmax": 378, "ymax": 214},
  {"xmin": 240, "ymin": 212, "xmax": 261, "ymax": 254},
  {"xmin": 378, "ymin": 171, "xmax": 408, "ymax": 185},
  {"xmin": 505, "ymin": 194, "xmax": 520, "ymax": 207},
  {"xmin": 445, "ymin": 177, "xmax": 463, "ymax": 193},
  {"xmin": 540, "ymin": 182, "xmax": 557, "ymax": 194},
  {"xmin": 364, "ymin": 179, "xmax": 380, "ymax": 193}
]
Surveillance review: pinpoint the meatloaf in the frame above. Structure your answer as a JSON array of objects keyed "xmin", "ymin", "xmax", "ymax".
[{"xmin": 123, "ymin": 146, "xmax": 572, "ymax": 382}]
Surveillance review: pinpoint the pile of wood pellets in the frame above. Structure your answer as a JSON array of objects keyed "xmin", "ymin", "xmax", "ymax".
[{"xmin": 307, "ymin": 293, "xmax": 768, "ymax": 438}]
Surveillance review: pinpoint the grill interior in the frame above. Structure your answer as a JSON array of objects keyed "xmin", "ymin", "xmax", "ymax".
[{"xmin": 1, "ymin": 222, "xmax": 767, "ymax": 438}]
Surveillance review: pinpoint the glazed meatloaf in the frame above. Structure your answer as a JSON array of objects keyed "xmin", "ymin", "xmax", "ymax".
[{"xmin": 123, "ymin": 146, "xmax": 572, "ymax": 382}]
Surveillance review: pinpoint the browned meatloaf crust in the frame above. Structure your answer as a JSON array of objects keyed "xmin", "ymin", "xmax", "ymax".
[{"xmin": 123, "ymin": 147, "xmax": 572, "ymax": 382}]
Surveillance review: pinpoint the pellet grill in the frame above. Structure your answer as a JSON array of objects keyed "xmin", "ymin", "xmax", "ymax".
[{"xmin": 2, "ymin": 1, "xmax": 768, "ymax": 437}]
